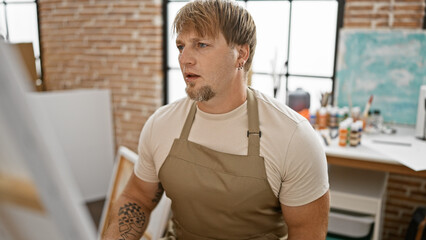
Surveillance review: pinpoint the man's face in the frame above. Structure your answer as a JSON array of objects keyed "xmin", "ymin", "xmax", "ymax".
[{"xmin": 176, "ymin": 30, "xmax": 239, "ymax": 102}]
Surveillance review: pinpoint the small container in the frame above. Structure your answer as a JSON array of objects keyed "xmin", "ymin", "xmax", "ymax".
[
  {"xmin": 288, "ymin": 88, "xmax": 310, "ymax": 112},
  {"xmin": 349, "ymin": 122, "xmax": 359, "ymax": 147},
  {"xmin": 329, "ymin": 107, "xmax": 338, "ymax": 129},
  {"xmin": 328, "ymin": 210, "xmax": 375, "ymax": 239},
  {"xmin": 318, "ymin": 107, "xmax": 327, "ymax": 130},
  {"xmin": 372, "ymin": 109, "xmax": 383, "ymax": 130},
  {"xmin": 338, "ymin": 122, "xmax": 348, "ymax": 147}
]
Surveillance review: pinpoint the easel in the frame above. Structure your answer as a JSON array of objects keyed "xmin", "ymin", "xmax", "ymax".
[{"xmin": 0, "ymin": 42, "xmax": 97, "ymax": 240}]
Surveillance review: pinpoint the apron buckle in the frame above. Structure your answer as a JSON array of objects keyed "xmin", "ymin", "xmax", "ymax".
[{"xmin": 247, "ymin": 130, "xmax": 262, "ymax": 138}]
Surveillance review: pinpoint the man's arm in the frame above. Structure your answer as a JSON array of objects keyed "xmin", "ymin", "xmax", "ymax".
[
  {"xmin": 281, "ymin": 191, "xmax": 330, "ymax": 240},
  {"xmin": 102, "ymin": 172, "xmax": 164, "ymax": 240}
]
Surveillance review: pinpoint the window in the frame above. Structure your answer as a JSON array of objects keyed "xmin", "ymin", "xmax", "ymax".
[
  {"xmin": 164, "ymin": 0, "xmax": 344, "ymax": 113},
  {"xmin": 0, "ymin": 0, "xmax": 42, "ymax": 88}
]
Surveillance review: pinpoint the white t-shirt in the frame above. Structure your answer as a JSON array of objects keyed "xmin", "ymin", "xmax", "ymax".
[{"xmin": 135, "ymin": 89, "xmax": 329, "ymax": 206}]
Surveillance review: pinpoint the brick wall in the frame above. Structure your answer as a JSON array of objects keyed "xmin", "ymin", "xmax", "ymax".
[
  {"xmin": 344, "ymin": 0, "xmax": 425, "ymax": 239},
  {"xmin": 383, "ymin": 174, "xmax": 426, "ymax": 239},
  {"xmin": 344, "ymin": 0, "xmax": 425, "ymax": 28},
  {"xmin": 39, "ymin": 0, "xmax": 163, "ymax": 152}
]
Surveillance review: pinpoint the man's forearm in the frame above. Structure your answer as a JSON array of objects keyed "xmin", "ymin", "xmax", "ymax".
[
  {"xmin": 102, "ymin": 197, "xmax": 151, "ymax": 240},
  {"xmin": 102, "ymin": 175, "xmax": 164, "ymax": 240}
]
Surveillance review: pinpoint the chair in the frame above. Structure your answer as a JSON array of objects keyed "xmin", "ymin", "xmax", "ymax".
[{"xmin": 98, "ymin": 146, "xmax": 171, "ymax": 240}]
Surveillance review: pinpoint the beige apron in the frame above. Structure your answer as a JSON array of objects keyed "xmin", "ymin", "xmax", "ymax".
[{"xmin": 159, "ymin": 89, "xmax": 287, "ymax": 239}]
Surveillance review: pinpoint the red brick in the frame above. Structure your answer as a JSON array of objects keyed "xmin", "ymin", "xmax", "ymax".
[
  {"xmin": 395, "ymin": 0, "xmax": 425, "ymax": 2},
  {"xmin": 393, "ymin": 21, "xmax": 423, "ymax": 27},
  {"xmin": 343, "ymin": 21, "xmax": 372, "ymax": 27},
  {"xmin": 346, "ymin": 5, "xmax": 375, "ymax": 11},
  {"xmin": 388, "ymin": 176, "xmax": 423, "ymax": 187},
  {"xmin": 394, "ymin": 13, "xmax": 425, "ymax": 18},
  {"xmin": 394, "ymin": 4, "xmax": 425, "ymax": 11}
]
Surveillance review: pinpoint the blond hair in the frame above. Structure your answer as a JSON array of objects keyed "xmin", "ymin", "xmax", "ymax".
[{"xmin": 173, "ymin": 0, "xmax": 257, "ymax": 72}]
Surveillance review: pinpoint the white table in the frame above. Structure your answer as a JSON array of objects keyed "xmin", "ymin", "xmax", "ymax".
[{"xmin": 323, "ymin": 125, "xmax": 426, "ymax": 177}]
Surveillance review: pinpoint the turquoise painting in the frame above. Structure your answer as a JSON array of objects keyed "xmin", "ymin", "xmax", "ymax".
[{"xmin": 336, "ymin": 30, "xmax": 426, "ymax": 125}]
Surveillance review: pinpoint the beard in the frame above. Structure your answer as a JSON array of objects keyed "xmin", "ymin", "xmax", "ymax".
[{"xmin": 186, "ymin": 83, "xmax": 216, "ymax": 102}]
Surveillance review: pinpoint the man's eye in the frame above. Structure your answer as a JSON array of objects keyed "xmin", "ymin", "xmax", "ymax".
[
  {"xmin": 198, "ymin": 43, "xmax": 208, "ymax": 48},
  {"xmin": 177, "ymin": 45, "xmax": 184, "ymax": 52}
]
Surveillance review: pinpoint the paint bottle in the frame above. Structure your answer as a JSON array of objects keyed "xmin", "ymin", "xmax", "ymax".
[
  {"xmin": 349, "ymin": 122, "xmax": 359, "ymax": 147},
  {"xmin": 318, "ymin": 107, "xmax": 327, "ymax": 130},
  {"xmin": 338, "ymin": 121, "xmax": 348, "ymax": 147},
  {"xmin": 328, "ymin": 107, "xmax": 338, "ymax": 129},
  {"xmin": 373, "ymin": 109, "xmax": 383, "ymax": 132}
]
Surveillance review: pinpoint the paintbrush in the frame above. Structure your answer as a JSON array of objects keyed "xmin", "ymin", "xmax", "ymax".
[{"xmin": 363, "ymin": 95, "xmax": 374, "ymax": 118}]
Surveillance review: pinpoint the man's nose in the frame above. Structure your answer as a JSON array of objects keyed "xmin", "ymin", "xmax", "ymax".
[{"xmin": 179, "ymin": 47, "xmax": 195, "ymax": 66}]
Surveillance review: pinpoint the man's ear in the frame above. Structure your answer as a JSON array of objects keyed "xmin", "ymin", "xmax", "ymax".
[{"xmin": 237, "ymin": 44, "xmax": 250, "ymax": 62}]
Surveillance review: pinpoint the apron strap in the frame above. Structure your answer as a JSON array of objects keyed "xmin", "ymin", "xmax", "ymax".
[
  {"xmin": 247, "ymin": 88, "xmax": 261, "ymax": 156},
  {"xmin": 179, "ymin": 101, "xmax": 197, "ymax": 140}
]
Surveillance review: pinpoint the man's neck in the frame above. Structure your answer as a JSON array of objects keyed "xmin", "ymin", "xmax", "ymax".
[{"xmin": 197, "ymin": 83, "xmax": 247, "ymax": 114}]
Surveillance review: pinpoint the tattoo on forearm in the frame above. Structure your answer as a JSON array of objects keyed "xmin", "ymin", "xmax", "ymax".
[
  {"xmin": 152, "ymin": 183, "xmax": 164, "ymax": 203},
  {"xmin": 117, "ymin": 202, "xmax": 146, "ymax": 240}
]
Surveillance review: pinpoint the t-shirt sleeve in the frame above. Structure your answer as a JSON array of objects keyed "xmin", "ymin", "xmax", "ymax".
[
  {"xmin": 134, "ymin": 114, "xmax": 160, "ymax": 183},
  {"xmin": 279, "ymin": 120, "xmax": 329, "ymax": 206}
]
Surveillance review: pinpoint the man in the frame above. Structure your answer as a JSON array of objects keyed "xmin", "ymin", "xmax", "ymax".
[{"xmin": 103, "ymin": 0, "xmax": 329, "ymax": 239}]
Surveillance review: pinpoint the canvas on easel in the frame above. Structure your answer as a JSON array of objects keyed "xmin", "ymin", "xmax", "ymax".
[{"xmin": 0, "ymin": 41, "xmax": 97, "ymax": 240}]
